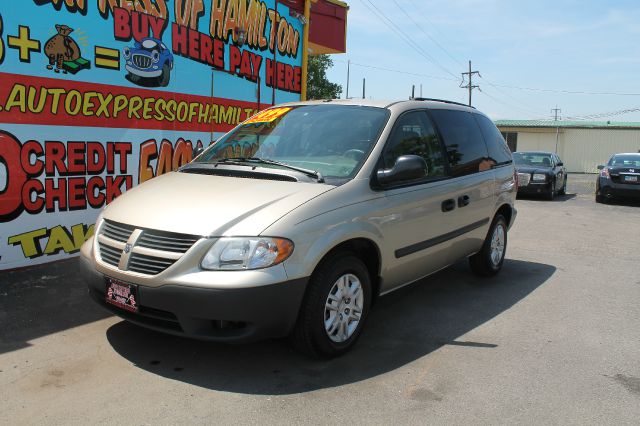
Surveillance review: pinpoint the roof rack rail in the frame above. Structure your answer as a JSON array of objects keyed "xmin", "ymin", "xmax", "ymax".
[{"xmin": 409, "ymin": 97, "xmax": 475, "ymax": 109}]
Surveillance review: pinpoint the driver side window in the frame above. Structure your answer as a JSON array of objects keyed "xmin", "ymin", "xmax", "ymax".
[{"xmin": 382, "ymin": 111, "xmax": 446, "ymax": 178}]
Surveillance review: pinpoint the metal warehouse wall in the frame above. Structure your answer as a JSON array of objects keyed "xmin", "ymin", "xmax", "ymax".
[
  {"xmin": 561, "ymin": 129, "xmax": 640, "ymax": 173},
  {"xmin": 513, "ymin": 128, "xmax": 640, "ymax": 173}
]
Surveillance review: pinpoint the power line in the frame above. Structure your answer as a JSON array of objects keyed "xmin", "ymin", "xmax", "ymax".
[
  {"xmin": 407, "ymin": 0, "xmax": 460, "ymax": 56},
  {"xmin": 481, "ymin": 81, "xmax": 640, "ymax": 96},
  {"xmin": 477, "ymin": 74, "xmax": 549, "ymax": 117},
  {"xmin": 358, "ymin": 0, "xmax": 460, "ymax": 80},
  {"xmin": 564, "ymin": 107, "xmax": 640, "ymax": 120},
  {"xmin": 477, "ymin": 87, "xmax": 549, "ymax": 119},
  {"xmin": 391, "ymin": 0, "xmax": 465, "ymax": 68},
  {"xmin": 333, "ymin": 58, "xmax": 459, "ymax": 82}
]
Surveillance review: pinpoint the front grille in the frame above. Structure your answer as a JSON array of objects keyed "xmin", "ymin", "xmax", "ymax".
[
  {"xmin": 98, "ymin": 219, "xmax": 201, "ymax": 275},
  {"xmin": 517, "ymin": 173, "xmax": 531, "ymax": 187},
  {"xmin": 137, "ymin": 230, "xmax": 200, "ymax": 253},
  {"xmin": 129, "ymin": 253, "xmax": 177, "ymax": 275},
  {"xmin": 133, "ymin": 54, "xmax": 152, "ymax": 68},
  {"xmin": 98, "ymin": 242, "xmax": 121, "ymax": 267}
]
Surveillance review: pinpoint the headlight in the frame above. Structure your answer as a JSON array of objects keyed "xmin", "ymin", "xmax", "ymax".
[
  {"xmin": 532, "ymin": 173, "xmax": 547, "ymax": 181},
  {"xmin": 152, "ymin": 50, "xmax": 160, "ymax": 63},
  {"xmin": 124, "ymin": 47, "xmax": 130, "ymax": 59},
  {"xmin": 201, "ymin": 237, "xmax": 294, "ymax": 270}
]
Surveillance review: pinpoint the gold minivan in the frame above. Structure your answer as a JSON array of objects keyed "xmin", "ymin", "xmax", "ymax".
[{"xmin": 81, "ymin": 98, "xmax": 517, "ymax": 358}]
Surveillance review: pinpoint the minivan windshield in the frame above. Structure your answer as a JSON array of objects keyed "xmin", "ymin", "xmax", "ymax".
[{"xmin": 193, "ymin": 104, "xmax": 389, "ymax": 181}]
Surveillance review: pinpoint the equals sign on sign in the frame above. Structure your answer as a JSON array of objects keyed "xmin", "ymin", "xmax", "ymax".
[{"xmin": 94, "ymin": 46, "xmax": 120, "ymax": 70}]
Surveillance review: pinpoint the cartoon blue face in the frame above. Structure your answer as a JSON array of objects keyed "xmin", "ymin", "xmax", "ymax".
[{"xmin": 124, "ymin": 37, "xmax": 174, "ymax": 87}]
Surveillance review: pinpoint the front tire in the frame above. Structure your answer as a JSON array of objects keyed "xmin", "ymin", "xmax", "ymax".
[
  {"xmin": 291, "ymin": 252, "xmax": 372, "ymax": 358},
  {"xmin": 558, "ymin": 176, "xmax": 567, "ymax": 195},
  {"xmin": 547, "ymin": 179, "xmax": 556, "ymax": 200},
  {"xmin": 469, "ymin": 214, "xmax": 508, "ymax": 277}
]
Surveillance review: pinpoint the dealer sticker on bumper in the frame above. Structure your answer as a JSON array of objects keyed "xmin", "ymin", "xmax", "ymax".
[{"xmin": 105, "ymin": 278, "xmax": 139, "ymax": 313}]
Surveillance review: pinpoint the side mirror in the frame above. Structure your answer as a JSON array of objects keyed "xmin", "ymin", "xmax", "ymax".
[
  {"xmin": 597, "ymin": 165, "xmax": 604, "ymax": 170},
  {"xmin": 557, "ymin": 162, "xmax": 563, "ymax": 167},
  {"xmin": 192, "ymin": 145, "xmax": 204, "ymax": 159},
  {"xmin": 376, "ymin": 155, "xmax": 427, "ymax": 186}
]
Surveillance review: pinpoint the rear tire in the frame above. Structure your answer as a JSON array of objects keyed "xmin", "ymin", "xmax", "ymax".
[
  {"xmin": 469, "ymin": 215, "xmax": 508, "ymax": 277},
  {"xmin": 291, "ymin": 252, "xmax": 372, "ymax": 358}
]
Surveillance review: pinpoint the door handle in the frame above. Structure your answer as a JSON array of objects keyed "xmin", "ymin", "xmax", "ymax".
[
  {"xmin": 458, "ymin": 195, "xmax": 470, "ymax": 207},
  {"xmin": 441, "ymin": 199, "xmax": 456, "ymax": 212}
]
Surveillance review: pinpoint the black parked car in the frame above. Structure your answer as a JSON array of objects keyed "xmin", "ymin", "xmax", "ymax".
[
  {"xmin": 513, "ymin": 151, "xmax": 567, "ymax": 200},
  {"xmin": 596, "ymin": 153, "xmax": 640, "ymax": 203}
]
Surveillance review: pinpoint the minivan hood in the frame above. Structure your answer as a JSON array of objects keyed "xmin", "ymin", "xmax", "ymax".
[{"xmin": 102, "ymin": 172, "xmax": 335, "ymax": 236}]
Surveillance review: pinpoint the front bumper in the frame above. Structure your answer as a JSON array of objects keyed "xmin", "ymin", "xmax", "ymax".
[
  {"xmin": 517, "ymin": 181, "xmax": 552, "ymax": 195},
  {"xmin": 597, "ymin": 178, "xmax": 640, "ymax": 199},
  {"xmin": 80, "ymin": 255, "xmax": 308, "ymax": 342}
]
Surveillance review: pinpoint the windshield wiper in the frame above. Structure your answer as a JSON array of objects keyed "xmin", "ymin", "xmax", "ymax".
[{"xmin": 216, "ymin": 157, "xmax": 325, "ymax": 183}]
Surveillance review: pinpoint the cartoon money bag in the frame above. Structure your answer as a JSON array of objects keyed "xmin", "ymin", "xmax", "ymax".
[{"xmin": 44, "ymin": 24, "xmax": 89, "ymax": 74}]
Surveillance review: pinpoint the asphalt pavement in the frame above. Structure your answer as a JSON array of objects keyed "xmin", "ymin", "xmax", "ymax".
[{"xmin": 1, "ymin": 173, "xmax": 639, "ymax": 425}]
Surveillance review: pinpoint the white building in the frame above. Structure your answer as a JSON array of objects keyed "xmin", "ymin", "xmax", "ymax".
[{"xmin": 495, "ymin": 120, "xmax": 640, "ymax": 173}]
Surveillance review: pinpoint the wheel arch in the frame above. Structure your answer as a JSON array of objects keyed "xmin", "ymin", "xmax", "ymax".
[
  {"xmin": 310, "ymin": 238, "xmax": 382, "ymax": 303},
  {"xmin": 495, "ymin": 203, "xmax": 514, "ymax": 227}
]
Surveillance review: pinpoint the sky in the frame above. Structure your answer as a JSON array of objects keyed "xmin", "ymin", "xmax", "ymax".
[{"xmin": 325, "ymin": 0, "xmax": 640, "ymax": 122}]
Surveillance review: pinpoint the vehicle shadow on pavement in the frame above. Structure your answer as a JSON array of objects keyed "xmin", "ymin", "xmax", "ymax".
[
  {"xmin": 601, "ymin": 198, "xmax": 640, "ymax": 207},
  {"xmin": 516, "ymin": 193, "xmax": 577, "ymax": 202},
  {"xmin": 0, "ymin": 259, "xmax": 111, "ymax": 354},
  {"xmin": 105, "ymin": 258, "xmax": 555, "ymax": 395}
]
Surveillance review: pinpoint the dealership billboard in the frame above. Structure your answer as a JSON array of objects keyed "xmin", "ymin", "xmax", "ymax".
[{"xmin": 0, "ymin": 0, "xmax": 304, "ymax": 270}]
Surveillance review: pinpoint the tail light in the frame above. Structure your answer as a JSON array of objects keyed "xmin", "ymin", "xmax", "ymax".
[{"xmin": 600, "ymin": 167, "xmax": 610, "ymax": 178}]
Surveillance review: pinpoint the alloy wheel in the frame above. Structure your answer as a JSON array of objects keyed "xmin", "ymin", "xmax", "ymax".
[
  {"xmin": 324, "ymin": 273, "xmax": 364, "ymax": 343},
  {"xmin": 490, "ymin": 223, "xmax": 506, "ymax": 266}
]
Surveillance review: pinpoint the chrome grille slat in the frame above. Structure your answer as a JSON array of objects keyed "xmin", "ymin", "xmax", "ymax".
[
  {"xmin": 130, "ymin": 257, "xmax": 174, "ymax": 267},
  {"xmin": 129, "ymin": 253, "xmax": 177, "ymax": 275},
  {"xmin": 98, "ymin": 243, "xmax": 121, "ymax": 267},
  {"xmin": 101, "ymin": 252, "xmax": 120, "ymax": 263},
  {"xmin": 137, "ymin": 231, "xmax": 200, "ymax": 253},
  {"xmin": 140, "ymin": 233, "xmax": 198, "ymax": 243},
  {"xmin": 102, "ymin": 221, "xmax": 134, "ymax": 242}
]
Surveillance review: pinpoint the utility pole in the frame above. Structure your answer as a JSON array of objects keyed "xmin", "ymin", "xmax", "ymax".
[
  {"xmin": 552, "ymin": 106, "xmax": 561, "ymax": 153},
  {"xmin": 461, "ymin": 60, "xmax": 479, "ymax": 106},
  {"xmin": 362, "ymin": 78, "xmax": 365, "ymax": 99},
  {"xmin": 346, "ymin": 60, "xmax": 350, "ymax": 99}
]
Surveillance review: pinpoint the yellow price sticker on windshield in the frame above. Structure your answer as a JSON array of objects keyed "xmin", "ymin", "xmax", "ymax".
[{"xmin": 244, "ymin": 107, "xmax": 292, "ymax": 124}]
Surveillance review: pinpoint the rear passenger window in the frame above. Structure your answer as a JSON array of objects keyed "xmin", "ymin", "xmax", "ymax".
[
  {"xmin": 429, "ymin": 110, "xmax": 490, "ymax": 177},
  {"xmin": 382, "ymin": 111, "xmax": 446, "ymax": 179},
  {"xmin": 473, "ymin": 114, "xmax": 513, "ymax": 166}
]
